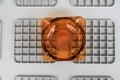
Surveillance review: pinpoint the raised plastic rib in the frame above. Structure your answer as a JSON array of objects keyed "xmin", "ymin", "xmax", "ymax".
[
  {"xmin": 70, "ymin": 0, "xmax": 114, "ymax": 7},
  {"xmin": 15, "ymin": 75, "xmax": 57, "ymax": 80},
  {"xmin": 16, "ymin": 0, "xmax": 57, "ymax": 7},
  {"xmin": 73, "ymin": 19, "xmax": 115, "ymax": 64}
]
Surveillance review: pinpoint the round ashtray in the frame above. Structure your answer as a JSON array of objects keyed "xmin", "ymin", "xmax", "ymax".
[{"xmin": 42, "ymin": 17, "xmax": 86, "ymax": 61}]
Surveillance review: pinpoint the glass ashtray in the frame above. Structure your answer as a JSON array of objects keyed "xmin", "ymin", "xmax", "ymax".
[{"xmin": 41, "ymin": 16, "xmax": 86, "ymax": 61}]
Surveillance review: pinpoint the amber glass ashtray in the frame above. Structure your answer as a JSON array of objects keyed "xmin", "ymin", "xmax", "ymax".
[{"xmin": 41, "ymin": 16, "xmax": 86, "ymax": 62}]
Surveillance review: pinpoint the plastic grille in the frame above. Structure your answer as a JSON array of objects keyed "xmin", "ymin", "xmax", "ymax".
[
  {"xmin": 15, "ymin": 75, "xmax": 57, "ymax": 80},
  {"xmin": 15, "ymin": 0, "xmax": 57, "ymax": 7},
  {"xmin": 72, "ymin": 76, "xmax": 113, "ymax": 80},
  {"xmin": 70, "ymin": 0, "xmax": 114, "ymax": 7},
  {"xmin": 14, "ymin": 19, "xmax": 115, "ymax": 64},
  {"xmin": 73, "ymin": 19, "xmax": 115, "ymax": 64},
  {"xmin": 14, "ymin": 19, "xmax": 54, "ymax": 63}
]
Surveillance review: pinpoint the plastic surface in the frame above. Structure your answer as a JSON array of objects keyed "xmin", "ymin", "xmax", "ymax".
[{"xmin": 0, "ymin": 0, "xmax": 120, "ymax": 80}]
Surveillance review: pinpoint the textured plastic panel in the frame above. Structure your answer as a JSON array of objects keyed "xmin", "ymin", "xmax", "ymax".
[
  {"xmin": 74, "ymin": 19, "xmax": 115, "ymax": 64},
  {"xmin": 15, "ymin": 0, "xmax": 57, "ymax": 7},
  {"xmin": 0, "ymin": 0, "xmax": 120, "ymax": 80},
  {"xmin": 14, "ymin": 19, "xmax": 54, "ymax": 63},
  {"xmin": 72, "ymin": 76, "xmax": 113, "ymax": 80},
  {"xmin": 15, "ymin": 75, "xmax": 57, "ymax": 80},
  {"xmin": 70, "ymin": 0, "xmax": 114, "ymax": 7},
  {"xmin": 14, "ymin": 19, "xmax": 115, "ymax": 64}
]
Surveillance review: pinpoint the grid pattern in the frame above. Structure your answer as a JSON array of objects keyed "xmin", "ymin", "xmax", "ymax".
[
  {"xmin": 14, "ymin": 19, "xmax": 54, "ymax": 63},
  {"xmin": 14, "ymin": 19, "xmax": 115, "ymax": 64},
  {"xmin": 72, "ymin": 76, "xmax": 113, "ymax": 80},
  {"xmin": 70, "ymin": 0, "xmax": 114, "ymax": 7},
  {"xmin": 15, "ymin": 75, "xmax": 57, "ymax": 80},
  {"xmin": 15, "ymin": 0, "xmax": 57, "ymax": 7},
  {"xmin": 74, "ymin": 19, "xmax": 115, "ymax": 64}
]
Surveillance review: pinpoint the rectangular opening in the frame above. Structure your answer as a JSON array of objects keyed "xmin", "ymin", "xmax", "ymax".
[
  {"xmin": 16, "ymin": 0, "xmax": 57, "ymax": 7},
  {"xmin": 70, "ymin": 0, "xmax": 114, "ymax": 7}
]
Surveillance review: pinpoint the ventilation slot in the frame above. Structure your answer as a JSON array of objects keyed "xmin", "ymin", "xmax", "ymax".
[
  {"xmin": 15, "ymin": 75, "xmax": 57, "ymax": 80},
  {"xmin": 70, "ymin": 0, "xmax": 114, "ymax": 7},
  {"xmin": 72, "ymin": 76, "xmax": 113, "ymax": 80},
  {"xmin": 16, "ymin": 0, "xmax": 57, "ymax": 7}
]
